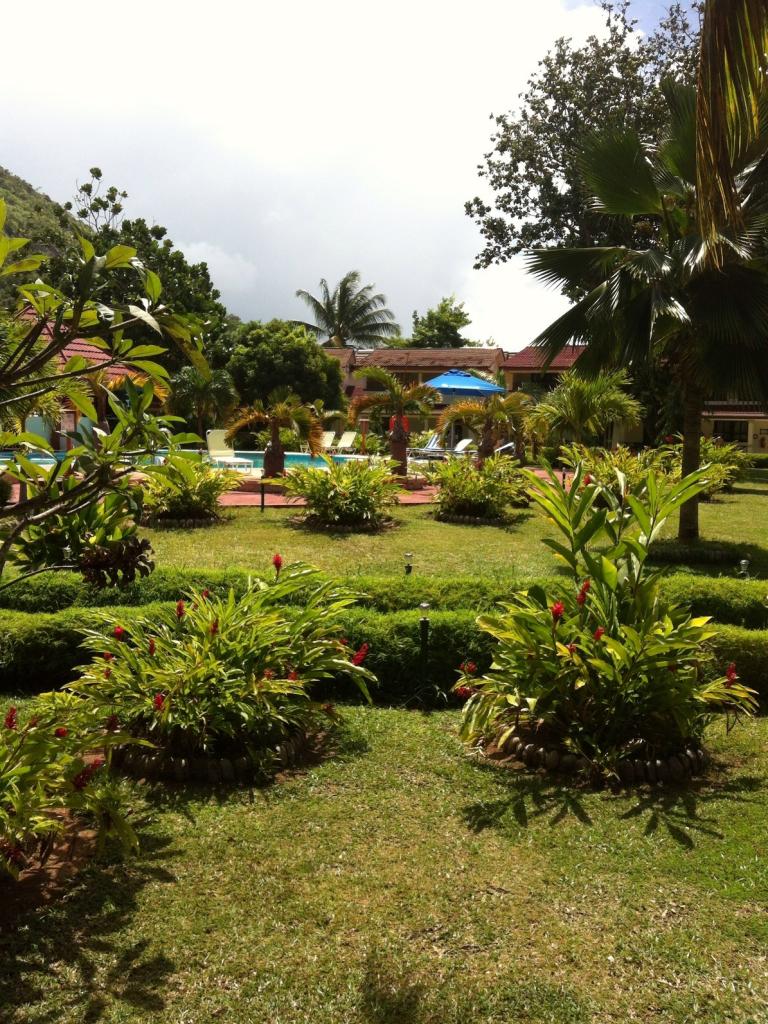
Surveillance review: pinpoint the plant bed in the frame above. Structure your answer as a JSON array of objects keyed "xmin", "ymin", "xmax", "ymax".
[
  {"xmin": 288, "ymin": 513, "xmax": 397, "ymax": 534},
  {"xmin": 436, "ymin": 511, "xmax": 507, "ymax": 527},
  {"xmin": 479, "ymin": 729, "xmax": 710, "ymax": 785},
  {"xmin": 142, "ymin": 515, "xmax": 221, "ymax": 529}
]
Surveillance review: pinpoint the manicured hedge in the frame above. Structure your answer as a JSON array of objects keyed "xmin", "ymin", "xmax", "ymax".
[
  {"xmin": 748, "ymin": 453, "xmax": 768, "ymax": 468},
  {"xmin": 1, "ymin": 603, "xmax": 765, "ymax": 705},
  {"xmin": 2, "ymin": 569, "xmax": 767, "ymax": 627}
]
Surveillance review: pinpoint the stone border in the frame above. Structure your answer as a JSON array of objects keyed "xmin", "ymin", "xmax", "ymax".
[
  {"xmin": 288, "ymin": 514, "xmax": 395, "ymax": 534},
  {"xmin": 437, "ymin": 512, "xmax": 507, "ymax": 527},
  {"xmin": 112, "ymin": 731, "xmax": 310, "ymax": 783},
  {"xmin": 143, "ymin": 517, "xmax": 220, "ymax": 530},
  {"xmin": 494, "ymin": 734, "xmax": 710, "ymax": 784}
]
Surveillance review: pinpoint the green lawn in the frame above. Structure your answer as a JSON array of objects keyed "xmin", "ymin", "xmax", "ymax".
[
  {"xmin": 143, "ymin": 481, "xmax": 768, "ymax": 578},
  {"xmin": 3, "ymin": 707, "xmax": 767, "ymax": 1023}
]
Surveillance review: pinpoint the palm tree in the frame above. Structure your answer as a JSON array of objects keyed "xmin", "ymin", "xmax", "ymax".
[
  {"xmin": 225, "ymin": 387, "xmax": 323, "ymax": 477},
  {"xmin": 350, "ymin": 367, "xmax": 437, "ymax": 475},
  {"xmin": 527, "ymin": 81, "xmax": 768, "ymax": 541},
  {"xmin": 527, "ymin": 371, "xmax": 642, "ymax": 446},
  {"xmin": 296, "ymin": 271, "xmax": 401, "ymax": 348},
  {"xmin": 437, "ymin": 391, "xmax": 533, "ymax": 463},
  {"xmin": 696, "ymin": 1, "xmax": 768, "ymax": 252},
  {"xmin": 166, "ymin": 366, "xmax": 237, "ymax": 439}
]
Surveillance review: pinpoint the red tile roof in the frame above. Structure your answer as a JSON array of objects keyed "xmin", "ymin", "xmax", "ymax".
[
  {"xmin": 503, "ymin": 345, "xmax": 584, "ymax": 371},
  {"xmin": 357, "ymin": 348, "xmax": 503, "ymax": 370},
  {"xmin": 58, "ymin": 338, "xmax": 127, "ymax": 381},
  {"xmin": 323, "ymin": 347, "xmax": 356, "ymax": 370}
]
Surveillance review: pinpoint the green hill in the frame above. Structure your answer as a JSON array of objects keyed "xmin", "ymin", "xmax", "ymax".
[{"xmin": 0, "ymin": 165, "xmax": 76, "ymax": 255}]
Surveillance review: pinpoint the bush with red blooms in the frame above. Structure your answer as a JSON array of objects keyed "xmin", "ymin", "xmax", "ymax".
[
  {"xmin": 68, "ymin": 561, "xmax": 375, "ymax": 766},
  {"xmin": 0, "ymin": 697, "xmax": 139, "ymax": 879},
  {"xmin": 456, "ymin": 464, "xmax": 757, "ymax": 779}
]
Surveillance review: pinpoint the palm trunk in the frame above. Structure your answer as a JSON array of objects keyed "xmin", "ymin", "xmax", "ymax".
[
  {"xmin": 478, "ymin": 428, "xmax": 495, "ymax": 465},
  {"xmin": 389, "ymin": 414, "xmax": 408, "ymax": 477},
  {"xmin": 263, "ymin": 420, "xmax": 285, "ymax": 477},
  {"xmin": 678, "ymin": 384, "xmax": 703, "ymax": 542}
]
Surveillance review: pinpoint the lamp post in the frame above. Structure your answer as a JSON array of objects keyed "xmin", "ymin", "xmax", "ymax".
[
  {"xmin": 419, "ymin": 601, "xmax": 430, "ymax": 675},
  {"xmin": 738, "ymin": 558, "xmax": 750, "ymax": 579},
  {"xmin": 404, "ymin": 552, "xmax": 414, "ymax": 575}
]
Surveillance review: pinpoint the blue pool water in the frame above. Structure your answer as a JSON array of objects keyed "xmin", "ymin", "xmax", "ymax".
[{"xmin": 232, "ymin": 451, "xmax": 359, "ymax": 469}]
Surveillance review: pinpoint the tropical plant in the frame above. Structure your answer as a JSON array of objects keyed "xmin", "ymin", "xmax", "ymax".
[
  {"xmin": 434, "ymin": 455, "xmax": 529, "ymax": 522},
  {"xmin": 225, "ymin": 388, "xmax": 323, "ymax": 476},
  {"xmin": 165, "ymin": 366, "xmax": 237, "ymax": 437},
  {"xmin": 438, "ymin": 391, "xmax": 533, "ymax": 463},
  {"xmin": 527, "ymin": 371, "xmax": 642, "ymax": 445},
  {"xmin": 141, "ymin": 453, "xmax": 239, "ymax": 522},
  {"xmin": 457, "ymin": 463, "xmax": 757, "ymax": 780},
  {"xmin": 350, "ymin": 366, "xmax": 437, "ymax": 475},
  {"xmin": 284, "ymin": 457, "xmax": 400, "ymax": 529},
  {"xmin": 0, "ymin": 697, "xmax": 140, "ymax": 879},
  {"xmin": 410, "ymin": 296, "xmax": 474, "ymax": 348},
  {"xmin": 559, "ymin": 443, "xmax": 677, "ymax": 501},
  {"xmin": 67, "ymin": 565, "xmax": 374, "ymax": 771},
  {"xmin": 527, "ymin": 80, "xmax": 768, "ymax": 542},
  {"xmin": 295, "ymin": 271, "xmax": 400, "ymax": 348}
]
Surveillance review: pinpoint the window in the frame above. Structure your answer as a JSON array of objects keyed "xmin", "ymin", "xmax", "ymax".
[{"xmin": 712, "ymin": 420, "xmax": 748, "ymax": 445}]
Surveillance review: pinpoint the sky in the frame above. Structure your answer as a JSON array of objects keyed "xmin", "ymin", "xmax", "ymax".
[{"xmin": 1, "ymin": 0, "xmax": 682, "ymax": 351}]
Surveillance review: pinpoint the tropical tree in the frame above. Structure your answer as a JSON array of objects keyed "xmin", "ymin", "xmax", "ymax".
[
  {"xmin": 225, "ymin": 388, "xmax": 323, "ymax": 477},
  {"xmin": 526, "ymin": 81, "xmax": 768, "ymax": 541},
  {"xmin": 166, "ymin": 366, "xmax": 237, "ymax": 438},
  {"xmin": 437, "ymin": 391, "xmax": 533, "ymax": 463},
  {"xmin": 350, "ymin": 367, "xmax": 437, "ymax": 475},
  {"xmin": 295, "ymin": 271, "xmax": 400, "ymax": 348},
  {"xmin": 410, "ymin": 296, "xmax": 474, "ymax": 348},
  {"xmin": 527, "ymin": 371, "xmax": 642, "ymax": 446}
]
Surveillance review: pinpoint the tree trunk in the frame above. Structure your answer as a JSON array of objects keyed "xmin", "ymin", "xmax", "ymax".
[
  {"xmin": 389, "ymin": 414, "xmax": 408, "ymax": 476},
  {"xmin": 678, "ymin": 384, "xmax": 703, "ymax": 542},
  {"xmin": 263, "ymin": 420, "xmax": 285, "ymax": 477},
  {"xmin": 478, "ymin": 427, "xmax": 495, "ymax": 465}
]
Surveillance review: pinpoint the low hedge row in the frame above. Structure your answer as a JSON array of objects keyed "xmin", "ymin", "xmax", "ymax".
[
  {"xmin": 2, "ymin": 569, "xmax": 767, "ymax": 627},
  {"xmin": 0, "ymin": 603, "xmax": 765, "ymax": 705}
]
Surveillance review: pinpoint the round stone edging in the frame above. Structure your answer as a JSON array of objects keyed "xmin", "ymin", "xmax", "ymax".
[
  {"xmin": 437, "ymin": 512, "xmax": 507, "ymax": 527},
  {"xmin": 112, "ymin": 731, "xmax": 311, "ymax": 784},
  {"xmin": 490, "ymin": 733, "xmax": 710, "ymax": 785},
  {"xmin": 143, "ymin": 517, "xmax": 220, "ymax": 530}
]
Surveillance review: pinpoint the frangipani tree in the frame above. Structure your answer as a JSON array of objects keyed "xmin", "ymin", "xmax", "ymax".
[
  {"xmin": 350, "ymin": 366, "xmax": 437, "ymax": 475},
  {"xmin": 225, "ymin": 388, "xmax": 323, "ymax": 476}
]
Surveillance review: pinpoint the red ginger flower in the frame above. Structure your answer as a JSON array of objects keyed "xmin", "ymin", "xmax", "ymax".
[
  {"xmin": 73, "ymin": 758, "xmax": 104, "ymax": 791},
  {"xmin": 4, "ymin": 706, "xmax": 17, "ymax": 730},
  {"xmin": 201, "ymin": 589, "xmax": 210, "ymax": 600},
  {"xmin": 551, "ymin": 601, "xmax": 565, "ymax": 622},
  {"xmin": 593, "ymin": 627, "xmax": 605, "ymax": 641},
  {"xmin": 272, "ymin": 553, "xmax": 283, "ymax": 574},
  {"xmin": 105, "ymin": 714, "xmax": 119, "ymax": 732},
  {"xmin": 455, "ymin": 685, "xmax": 475, "ymax": 700},
  {"xmin": 54, "ymin": 727, "xmax": 68, "ymax": 738},
  {"xmin": 352, "ymin": 642, "xmax": 369, "ymax": 666},
  {"xmin": 459, "ymin": 660, "xmax": 477, "ymax": 675},
  {"xmin": 725, "ymin": 662, "xmax": 738, "ymax": 688},
  {"xmin": 113, "ymin": 625, "xmax": 126, "ymax": 641},
  {"xmin": 153, "ymin": 692, "xmax": 165, "ymax": 711},
  {"xmin": 287, "ymin": 670, "xmax": 299, "ymax": 681},
  {"xmin": 148, "ymin": 638, "xmax": 156, "ymax": 656},
  {"xmin": 210, "ymin": 619, "xmax": 219, "ymax": 636},
  {"xmin": 176, "ymin": 599, "xmax": 186, "ymax": 619},
  {"xmin": 104, "ymin": 668, "xmax": 112, "ymax": 680},
  {"xmin": 103, "ymin": 651, "xmax": 114, "ymax": 662},
  {"xmin": 263, "ymin": 669, "xmax": 275, "ymax": 680},
  {"xmin": 584, "ymin": 473, "xmax": 592, "ymax": 485}
]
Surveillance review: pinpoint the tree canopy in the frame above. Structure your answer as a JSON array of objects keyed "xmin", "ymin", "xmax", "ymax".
[
  {"xmin": 465, "ymin": 1, "xmax": 701, "ymax": 273},
  {"xmin": 295, "ymin": 271, "xmax": 400, "ymax": 348},
  {"xmin": 223, "ymin": 320, "xmax": 344, "ymax": 408},
  {"xmin": 408, "ymin": 296, "xmax": 474, "ymax": 348}
]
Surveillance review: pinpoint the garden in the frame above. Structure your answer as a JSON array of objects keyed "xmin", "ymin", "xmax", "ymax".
[{"xmin": 3, "ymin": 2, "xmax": 768, "ymax": 1021}]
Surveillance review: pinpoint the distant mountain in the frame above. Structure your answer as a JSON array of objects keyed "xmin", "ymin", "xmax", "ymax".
[{"xmin": 0, "ymin": 165, "xmax": 76, "ymax": 256}]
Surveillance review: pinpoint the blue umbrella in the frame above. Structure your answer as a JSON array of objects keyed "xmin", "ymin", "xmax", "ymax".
[{"xmin": 423, "ymin": 368, "xmax": 506, "ymax": 397}]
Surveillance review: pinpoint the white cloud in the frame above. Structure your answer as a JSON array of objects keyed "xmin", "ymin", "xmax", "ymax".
[{"xmin": 0, "ymin": 0, "xmax": 609, "ymax": 343}]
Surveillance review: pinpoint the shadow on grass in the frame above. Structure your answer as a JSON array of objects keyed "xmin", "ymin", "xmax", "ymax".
[
  {"xmin": 0, "ymin": 833, "xmax": 178, "ymax": 1024},
  {"xmin": 649, "ymin": 538, "xmax": 768, "ymax": 575},
  {"xmin": 462, "ymin": 758, "xmax": 765, "ymax": 849}
]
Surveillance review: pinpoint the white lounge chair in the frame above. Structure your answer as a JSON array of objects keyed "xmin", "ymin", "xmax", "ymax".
[
  {"xmin": 331, "ymin": 431, "xmax": 357, "ymax": 453},
  {"xmin": 320, "ymin": 430, "xmax": 337, "ymax": 450},
  {"xmin": 452, "ymin": 437, "xmax": 475, "ymax": 455},
  {"xmin": 408, "ymin": 433, "xmax": 444, "ymax": 459},
  {"xmin": 206, "ymin": 430, "xmax": 253, "ymax": 472}
]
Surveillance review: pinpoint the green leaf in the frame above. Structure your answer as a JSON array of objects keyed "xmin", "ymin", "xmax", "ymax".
[
  {"xmin": 68, "ymin": 390, "xmax": 99, "ymax": 422},
  {"xmin": 0, "ymin": 430, "xmax": 52, "ymax": 452},
  {"xmin": 128, "ymin": 304, "xmax": 161, "ymax": 334},
  {"xmin": 122, "ymin": 344, "xmax": 167, "ymax": 358},
  {"xmin": 128, "ymin": 359, "xmax": 170, "ymax": 379},
  {"xmin": 78, "ymin": 236, "xmax": 96, "ymax": 261},
  {"xmin": 104, "ymin": 244, "xmax": 137, "ymax": 269},
  {"xmin": 0, "ymin": 256, "xmax": 45, "ymax": 277},
  {"xmin": 144, "ymin": 269, "xmax": 162, "ymax": 303}
]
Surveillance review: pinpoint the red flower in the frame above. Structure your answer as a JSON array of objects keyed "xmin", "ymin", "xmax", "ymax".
[
  {"xmin": 4, "ymin": 706, "xmax": 17, "ymax": 730},
  {"xmin": 576, "ymin": 590, "xmax": 587, "ymax": 606},
  {"xmin": 113, "ymin": 625, "xmax": 126, "ymax": 641},
  {"xmin": 272, "ymin": 553, "xmax": 283, "ymax": 574},
  {"xmin": 263, "ymin": 669, "xmax": 275, "ymax": 680},
  {"xmin": 201, "ymin": 589, "xmax": 210, "ymax": 600},
  {"xmin": 576, "ymin": 579, "xmax": 591, "ymax": 607},
  {"xmin": 664, "ymin": 434, "xmax": 676, "ymax": 444},
  {"xmin": 551, "ymin": 601, "xmax": 565, "ymax": 622},
  {"xmin": 105, "ymin": 714, "xmax": 119, "ymax": 732},
  {"xmin": 148, "ymin": 638, "xmax": 156, "ymax": 656},
  {"xmin": 210, "ymin": 619, "xmax": 219, "ymax": 636},
  {"xmin": 54, "ymin": 727, "xmax": 68, "ymax": 738},
  {"xmin": 153, "ymin": 693, "xmax": 165, "ymax": 711},
  {"xmin": 593, "ymin": 627, "xmax": 605, "ymax": 641},
  {"xmin": 73, "ymin": 758, "xmax": 104, "ymax": 791},
  {"xmin": 104, "ymin": 668, "xmax": 112, "ymax": 680},
  {"xmin": 725, "ymin": 662, "xmax": 738, "ymax": 688},
  {"xmin": 455, "ymin": 685, "xmax": 475, "ymax": 700},
  {"xmin": 103, "ymin": 652, "xmax": 114, "ymax": 662},
  {"xmin": 352, "ymin": 642, "xmax": 369, "ymax": 666},
  {"xmin": 459, "ymin": 660, "xmax": 477, "ymax": 675},
  {"xmin": 176, "ymin": 599, "xmax": 185, "ymax": 619},
  {"xmin": 340, "ymin": 638, "xmax": 349, "ymax": 647},
  {"xmin": 322, "ymin": 702, "xmax": 337, "ymax": 717},
  {"xmin": 567, "ymin": 643, "xmax": 577, "ymax": 656},
  {"xmin": 668, "ymin": 663, "xmax": 678, "ymax": 673},
  {"xmin": 584, "ymin": 473, "xmax": 593, "ymax": 485},
  {"xmin": 287, "ymin": 670, "xmax": 299, "ymax": 681}
]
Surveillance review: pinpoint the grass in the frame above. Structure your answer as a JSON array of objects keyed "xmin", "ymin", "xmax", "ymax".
[
  {"xmin": 142, "ymin": 481, "xmax": 768, "ymax": 579},
  {"xmin": 2, "ymin": 706, "xmax": 767, "ymax": 1024}
]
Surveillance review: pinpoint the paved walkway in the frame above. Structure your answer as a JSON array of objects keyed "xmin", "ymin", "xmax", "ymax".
[{"xmin": 219, "ymin": 486, "xmax": 439, "ymax": 508}]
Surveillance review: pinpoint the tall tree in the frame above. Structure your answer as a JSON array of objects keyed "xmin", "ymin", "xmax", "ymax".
[
  {"xmin": 526, "ymin": 82, "xmax": 768, "ymax": 541},
  {"xmin": 350, "ymin": 367, "xmax": 437, "ymax": 476},
  {"xmin": 409, "ymin": 296, "xmax": 474, "ymax": 348},
  {"xmin": 220, "ymin": 320, "xmax": 344, "ymax": 408},
  {"xmin": 465, "ymin": 2, "xmax": 701, "ymax": 274},
  {"xmin": 295, "ymin": 271, "xmax": 400, "ymax": 348},
  {"xmin": 437, "ymin": 391, "xmax": 533, "ymax": 462},
  {"xmin": 225, "ymin": 389, "xmax": 323, "ymax": 477}
]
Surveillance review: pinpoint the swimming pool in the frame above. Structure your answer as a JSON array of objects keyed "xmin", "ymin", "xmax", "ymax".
[{"xmin": 230, "ymin": 451, "xmax": 364, "ymax": 470}]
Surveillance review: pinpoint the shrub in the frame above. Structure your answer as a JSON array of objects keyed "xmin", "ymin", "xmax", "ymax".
[
  {"xmin": 457, "ymin": 466, "xmax": 757, "ymax": 778},
  {"xmin": 748, "ymin": 452, "xmax": 768, "ymax": 468},
  {"xmin": 142, "ymin": 453, "xmax": 239, "ymax": 521},
  {"xmin": 560, "ymin": 443, "xmax": 676, "ymax": 498},
  {"xmin": 66, "ymin": 564, "xmax": 374, "ymax": 768},
  {"xmin": 697, "ymin": 437, "xmax": 751, "ymax": 493},
  {"xmin": 0, "ymin": 696, "xmax": 139, "ymax": 879},
  {"xmin": 434, "ymin": 455, "xmax": 529, "ymax": 521},
  {"xmin": 283, "ymin": 456, "xmax": 400, "ymax": 529}
]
